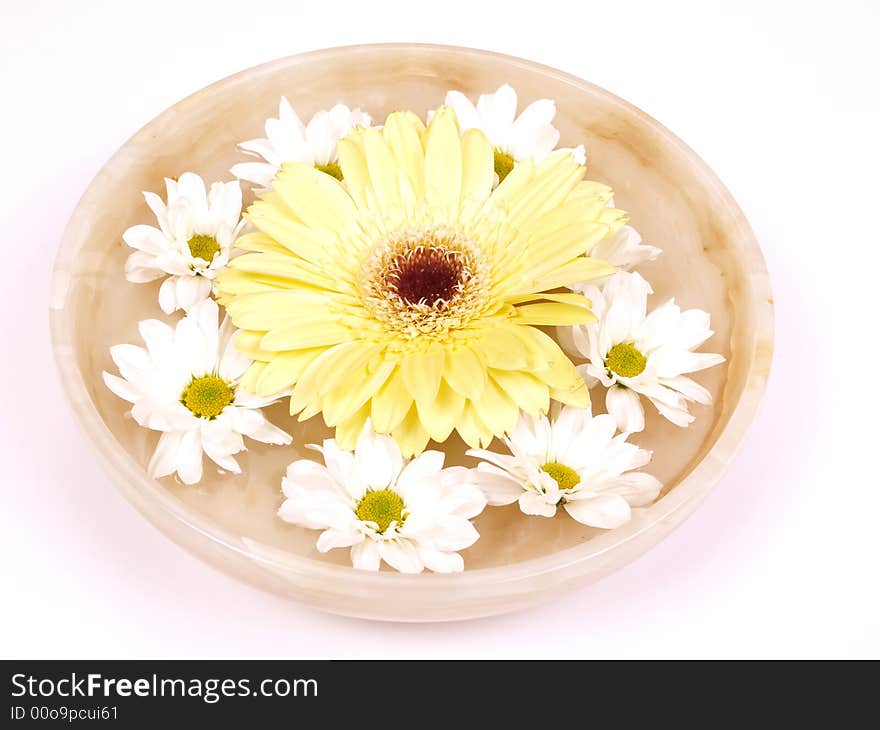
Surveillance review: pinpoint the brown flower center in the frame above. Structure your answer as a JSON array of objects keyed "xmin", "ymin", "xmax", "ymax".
[
  {"xmin": 359, "ymin": 227, "xmax": 490, "ymax": 340},
  {"xmin": 386, "ymin": 247, "xmax": 464, "ymax": 306}
]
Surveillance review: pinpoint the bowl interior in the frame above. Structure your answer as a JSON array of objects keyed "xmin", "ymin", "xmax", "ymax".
[{"xmin": 51, "ymin": 45, "xmax": 772, "ymax": 617}]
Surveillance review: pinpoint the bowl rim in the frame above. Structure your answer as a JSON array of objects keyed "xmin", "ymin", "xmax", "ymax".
[{"xmin": 49, "ymin": 42, "xmax": 774, "ymax": 596}]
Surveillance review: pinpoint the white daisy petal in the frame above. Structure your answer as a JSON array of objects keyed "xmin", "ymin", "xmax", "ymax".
[
  {"xmin": 605, "ymin": 385, "xmax": 646, "ymax": 433},
  {"xmin": 242, "ymin": 417, "xmax": 291, "ymax": 446},
  {"xmin": 518, "ymin": 491, "xmax": 558, "ymax": 517},
  {"xmin": 354, "ymin": 422, "xmax": 404, "ymax": 489},
  {"xmin": 471, "ymin": 464, "xmax": 524, "ymax": 505},
  {"xmin": 418, "ymin": 549, "xmax": 464, "ymax": 573},
  {"xmin": 350, "ymin": 540, "xmax": 380, "ymax": 571},
  {"xmin": 443, "ymin": 90, "xmax": 482, "ymax": 130},
  {"xmin": 101, "ymin": 371, "xmax": 141, "ymax": 404},
  {"xmin": 316, "ymin": 528, "xmax": 362, "ymax": 552},
  {"xmin": 659, "ymin": 375, "xmax": 713, "ymax": 405},
  {"xmin": 175, "ymin": 430, "xmax": 204, "ymax": 485},
  {"xmin": 318, "ymin": 439, "xmax": 360, "ymax": 496},
  {"xmin": 157, "ymin": 277, "xmax": 178, "ymax": 314},
  {"xmin": 124, "ymin": 251, "xmax": 165, "ymax": 282},
  {"xmin": 230, "ymin": 161, "xmax": 277, "ymax": 187},
  {"xmin": 478, "ymin": 84, "xmax": 518, "ymax": 142},
  {"xmin": 434, "ymin": 84, "xmax": 580, "ymax": 167},
  {"xmin": 147, "ymin": 431, "xmax": 184, "ymax": 479},
  {"xmin": 396, "ymin": 450, "xmax": 445, "ymax": 498},
  {"xmin": 238, "ymin": 138, "xmax": 281, "ymax": 165},
  {"xmin": 650, "ymin": 398, "xmax": 696, "ymax": 427},
  {"xmin": 377, "ymin": 541, "xmax": 423, "ymax": 574},
  {"xmin": 605, "ymin": 472, "xmax": 663, "ymax": 506},
  {"xmin": 564, "ymin": 493, "xmax": 632, "ymax": 529},
  {"xmin": 122, "ymin": 224, "xmax": 166, "ymax": 255},
  {"xmin": 233, "ymin": 99, "xmax": 369, "ymax": 189},
  {"xmin": 591, "ymin": 225, "xmax": 661, "ymax": 270}
]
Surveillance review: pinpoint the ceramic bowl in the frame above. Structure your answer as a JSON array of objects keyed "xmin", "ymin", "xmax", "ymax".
[{"xmin": 50, "ymin": 44, "xmax": 773, "ymax": 621}]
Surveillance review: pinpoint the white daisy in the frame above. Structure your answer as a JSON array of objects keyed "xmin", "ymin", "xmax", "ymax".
[
  {"xmin": 468, "ymin": 406, "xmax": 661, "ymax": 529},
  {"xmin": 102, "ymin": 299, "xmax": 291, "ymax": 485},
  {"xmin": 589, "ymin": 224, "xmax": 661, "ymax": 271},
  {"xmin": 440, "ymin": 83, "xmax": 585, "ymax": 183},
  {"xmin": 278, "ymin": 422, "xmax": 487, "ymax": 573},
  {"xmin": 567, "ymin": 271, "xmax": 725, "ymax": 433},
  {"xmin": 123, "ymin": 173, "xmax": 245, "ymax": 314},
  {"xmin": 230, "ymin": 97, "xmax": 371, "ymax": 188}
]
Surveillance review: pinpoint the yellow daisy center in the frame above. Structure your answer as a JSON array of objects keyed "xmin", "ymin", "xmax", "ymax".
[
  {"xmin": 315, "ymin": 162, "xmax": 343, "ymax": 180},
  {"xmin": 541, "ymin": 462, "xmax": 581, "ymax": 490},
  {"xmin": 493, "ymin": 148, "xmax": 515, "ymax": 183},
  {"xmin": 355, "ymin": 489, "xmax": 405, "ymax": 533},
  {"xmin": 181, "ymin": 375, "xmax": 235, "ymax": 419},
  {"xmin": 187, "ymin": 234, "xmax": 220, "ymax": 262},
  {"xmin": 606, "ymin": 342, "xmax": 647, "ymax": 378},
  {"xmin": 360, "ymin": 227, "xmax": 490, "ymax": 340}
]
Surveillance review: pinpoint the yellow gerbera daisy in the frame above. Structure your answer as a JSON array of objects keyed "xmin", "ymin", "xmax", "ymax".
[{"xmin": 217, "ymin": 107, "xmax": 625, "ymax": 456}]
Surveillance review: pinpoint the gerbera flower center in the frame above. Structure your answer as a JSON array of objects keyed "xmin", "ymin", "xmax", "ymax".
[
  {"xmin": 493, "ymin": 148, "xmax": 515, "ymax": 183},
  {"xmin": 181, "ymin": 374, "xmax": 235, "ymax": 419},
  {"xmin": 187, "ymin": 234, "xmax": 220, "ymax": 262},
  {"xmin": 315, "ymin": 162, "xmax": 343, "ymax": 181},
  {"xmin": 388, "ymin": 247, "xmax": 464, "ymax": 306},
  {"xmin": 541, "ymin": 462, "xmax": 581, "ymax": 490},
  {"xmin": 606, "ymin": 342, "xmax": 647, "ymax": 378},
  {"xmin": 360, "ymin": 227, "xmax": 490, "ymax": 340},
  {"xmin": 355, "ymin": 489, "xmax": 406, "ymax": 533}
]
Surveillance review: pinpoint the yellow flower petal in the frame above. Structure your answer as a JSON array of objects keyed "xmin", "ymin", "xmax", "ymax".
[
  {"xmin": 507, "ymin": 291, "xmax": 592, "ymax": 308},
  {"xmin": 424, "ymin": 107, "xmax": 462, "ymax": 209},
  {"xmin": 549, "ymin": 379, "xmax": 590, "ymax": 408},
  {"xmin": 516, "ymin": 257, "xmax": 616, "ymax": 294},
  {"xmin": 235, "ymin": 330, "xmax": 272, "ymax": 361},
  {"xmin": 490, "ymin": 370, "xmax": 549, "ymax": 416},
  {"xmin": 503, "ymin": 154, "xmax": 584, "ymax": 230},
  {"xmin": 383, "ymin": 112, "xmax": 426, "ymax": 201},
  {"xmin": 337, "ymin": 130, "xmax": 370, "ymax": 206},
  {"xmin": 233, "ymin": 231, "xmax": 292, "ymax": 255},
  {"xmin": 255, "ymin": 348, "xmax": 323, "ymax": 396},
  {"xmin": 239, "ymin": 361, "xmax": 266, "ymax": 393},
  {"xmin": 362, "ymin": 127, "xmax": 402, "ymax": 211},
  {"xmin": 247, "ymin": 197, "xmax": 334, "ymax": 263},
  {"xmin": 225, "ymin": 290, "xmax": 348, "ymax": 331},
  {"xmin": 416, "ymin": 380, "xmax": 465, "ymax": 442},
  {"xmin": 271, "ymin": 163, "xmax": 358, "ymax": 237},
  {"xmin": 471, "ymin": 376, "xmax": 519, "ymax": 440},
  {"xmin": 322, "ymin": 358, "xmax": 395, "ymax": 426},
  {"xmin": 227, "ymin": 252, "xmax": 345, "ymax": 291},
  {"xmin": 370, "ymin": 367, "xmax": 412, "ymax": 433},
  {"xmin": 443, "ymin": 346, "xmax": 486, "ymax": 400},
  {"xmin": 513, "ymin": 301, "xmax": 598, "ymax": 326},
  {"xmin": 334, "ymin": 402, "xmax": 372, "ymax": 451},
  {"xmin": 471, "ymin": 324, "xmax": 535, "ymax": 371},
  {"xmin": 455, "ymin": 403, "xmax": 493, "ymax": 449},
  {"xmin": 391, "ymin": 404, "xmax": 431, "ymax": 457},
  {"xmin": 260, "ymin": 318, "xmax": 355, "ymax": 351},
  {"xmin": 460, "ymin": 128, "xmax": 494, "ymax": 203},
  {"xmin": 400, "ymin": 345, "xmax": 444, "ymax": 403}
]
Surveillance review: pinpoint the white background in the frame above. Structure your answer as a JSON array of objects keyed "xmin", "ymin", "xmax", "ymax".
[{"xmin": 2, "ymin": 0, "xmax": 877, "ymax": 659}]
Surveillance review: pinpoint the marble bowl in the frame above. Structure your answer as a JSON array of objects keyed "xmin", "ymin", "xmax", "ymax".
[{"xmin": 50, "ymin": 44, "xmax": 773, "ymax": 621}]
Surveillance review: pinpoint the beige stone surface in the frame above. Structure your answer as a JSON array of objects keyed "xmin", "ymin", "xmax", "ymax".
[{"xmin": 50, "ymin": 45, "xmax": 773, "ymax": 621}]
